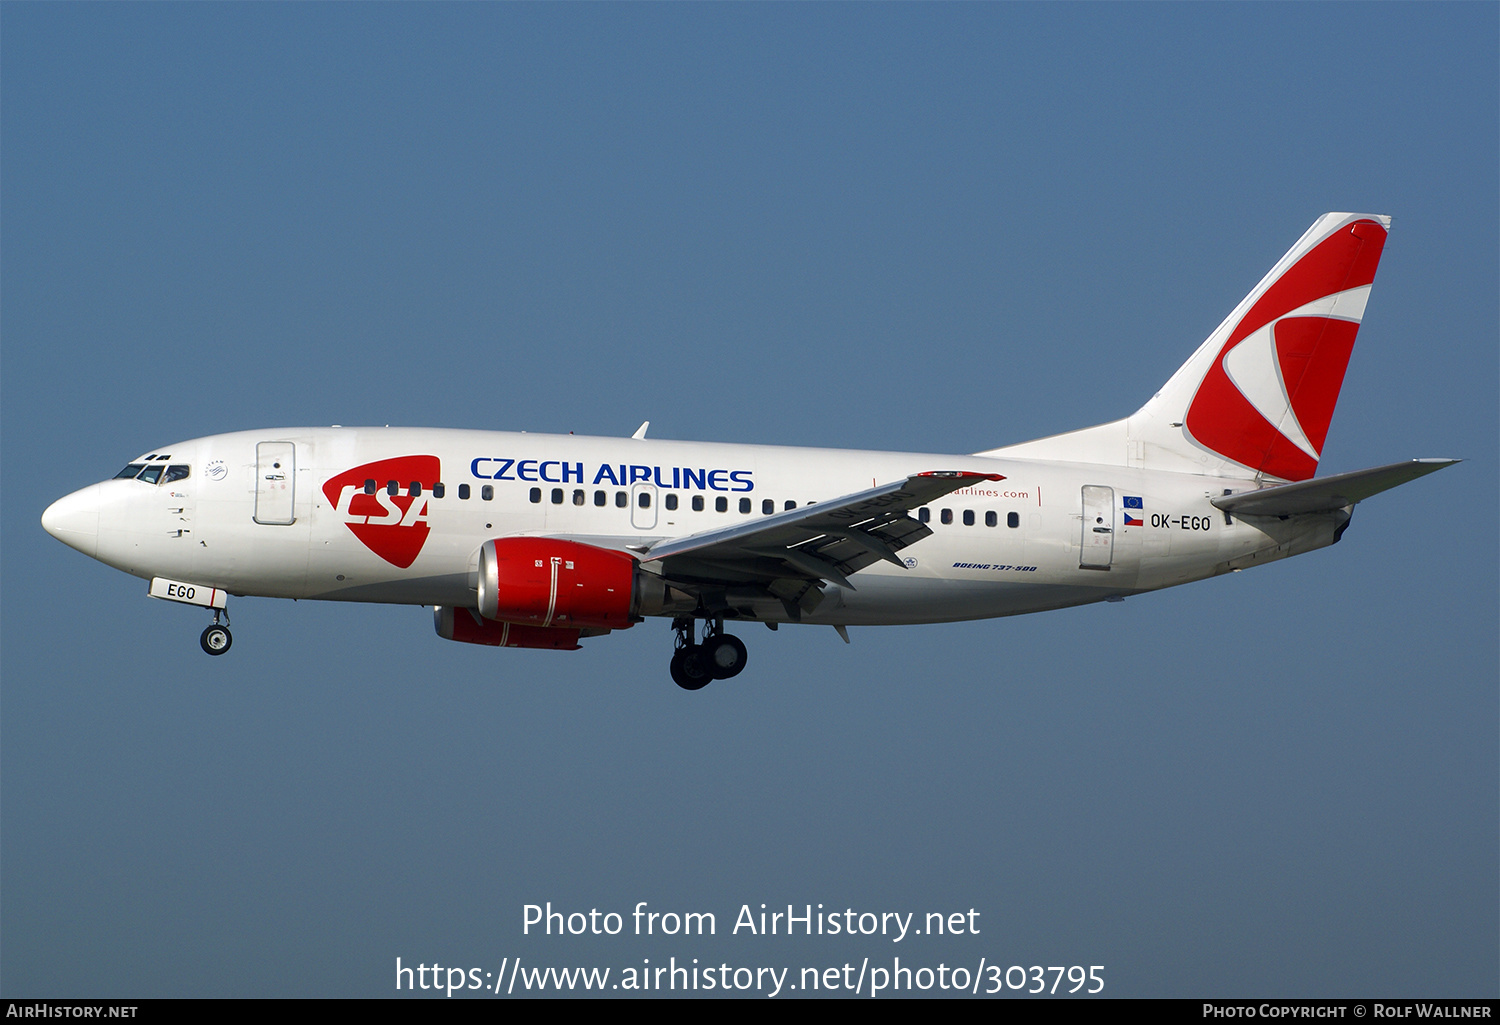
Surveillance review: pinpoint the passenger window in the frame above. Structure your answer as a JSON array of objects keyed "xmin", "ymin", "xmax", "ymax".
[
  {"xmin": 716, "ymin": 497, "xmax": 728, "ymax": 513},
  {"xmin": 638, "ymin": 492, "xmax": 651, "ymax": 508},
  {"xmin": 615, "ymin": 491, "xmax": 627, "ymax": 508},
  {"xmin": 665, "ymin": 494, "xmax": 678, "ymax": 511},
  {"xmin": 985, "ymin": 510, "xmax": 997, "ymax": 527},
  {"xmin": 784, "ymin": 500, "xmax": 797, "ymax": 511},
  {"xmin": 458, "ymin": 484, "xmax": 471, "ymax": 500},
  {"xmin": 594, "ymin": 490, "xmax": 606, "ymax": 507},
  {"xmin": 692, "ymin": 495, "xmax": 704, "ymax": 512},
  {"xmin": 365, "ymin": 479, "xmax": 377, "ymax": 495},
  {"xmin": 940, "ymin": 509, "xmax": 953, "ymax": 525},
  {"xmin": 762, "ymin": 499, "xmax": 774, "ymax": 514},
  {"xmin": 963, "ymin": 510, "xmax": 975, "ymax": 526},
  {"xmin": 409, "ymin": 482, "xmax": 422, "ymax": 497},
  {"xmin": 138, "ymin": 465, "xmax": 164, "ymax": 485},
  {"xmin": 387, "ymin": 481, "xmax": 399, "ymax": 496},
  {"xmin": 528, "ymin": 488, "xmax": 540, "ymax": 503},
  {"xmin": 164, "ymin": 465, "xmax": 190, "ymax": 484},
  {"xmin": 1008, "ymin": 511, "xmax": 1020, "ymax": 528},
  {"xmin": 918, "ymin": 507, "xmax": 930, "ymax": 523},
  {"xmin": 551, "ymin": 488, "xmax": 564, "ymax": 504},
  {"xmin": 573, "ymin": 489, "xmax": 585, "ymax": 506},
  {"xmin": 482, "ymin": 485, "xmax": 494, "ymax": 501},
  {"xmin": 739, "ymin": 498, "xmax": 751, "ymax": 514},
  {"xmin": 114, "ymin": 464, "xmax": 147, "ymax": 480},
  {"xmin": 433, "ymin": 483, "xmax": 446, "ymax": 499}
]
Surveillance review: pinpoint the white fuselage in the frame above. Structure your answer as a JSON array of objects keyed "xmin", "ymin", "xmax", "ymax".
[{"xmin": 45, "ymin": 426, "xmax": 1342, "ymax": 628}]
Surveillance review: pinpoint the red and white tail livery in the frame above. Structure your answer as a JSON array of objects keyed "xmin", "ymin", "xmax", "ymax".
[
  {"xmin": 42, "ymin": 213, "xmax": 1456, "ymax": 688},
  {"xmin": 988, "ymin": 213, "xmax": 1390, "ymax": 482}
]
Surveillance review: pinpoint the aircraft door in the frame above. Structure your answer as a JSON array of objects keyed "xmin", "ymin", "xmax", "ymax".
[
  {"xmin": 630, "ymin": 483, "xmax": 657, "ymax": 530},
  {"xmin": 254, "ymin": 442, "xmax": 297, "ymax": 525},
  {"xmin": 1080, "ymin": 485, "xmax": 1114, "ymax": 569}
]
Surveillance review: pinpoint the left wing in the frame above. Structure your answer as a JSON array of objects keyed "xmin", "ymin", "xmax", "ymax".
[{"xmin": 639, "ymin": 471, "xmax": 1001, "ymax": 613}]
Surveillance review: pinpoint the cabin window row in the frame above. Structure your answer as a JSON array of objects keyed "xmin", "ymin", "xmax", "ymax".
[
  {"xmin": 365, "ymin": 479, "xmax": 447, "ymax": 499},
  {"xmin": 353, "ymin": 481, "xmax": 1020, "ymax": 529},
  {"xmin": 358, "ymin": 480, "xmax": 814, "ymax": 512},
  {"xmin": 918, "ymin": 507, "xmax": 1021, "ymax": 528},
  {"xmin": 524, "ymin": 490, "xmax": 807, "ymax": 514}
]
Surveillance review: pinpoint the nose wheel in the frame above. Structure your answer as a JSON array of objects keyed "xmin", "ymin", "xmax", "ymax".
[
  {"xmin": 200, "ymin": 624, "xmax": 232, "ymax": 655},
  {"xmin": 669, "ymin": 617, "xmax": 747, "ymax": 689},
  {"xmin": 199, "ymin": 609, "xmax": 232, "ymax": 656}
]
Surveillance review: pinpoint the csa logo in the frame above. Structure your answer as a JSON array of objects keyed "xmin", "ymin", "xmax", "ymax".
[
  {"xmin": 1184, "ymin": 218, "xmax": 1386, "ymax": 483},
  {"xmin": 321, "ymin": 455, "xmax": 441, "ymax": 569}
]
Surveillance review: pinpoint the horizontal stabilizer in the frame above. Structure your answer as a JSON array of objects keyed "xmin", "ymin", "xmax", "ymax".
[{"xmin": 1211, "ymin": 459, "xmax": 1458, "ymax": 517}]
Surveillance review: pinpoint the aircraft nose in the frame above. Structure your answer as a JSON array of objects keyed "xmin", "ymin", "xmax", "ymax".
[{"xmin": 42, "ymin": 483, "xmax": 102, "ymax": 558}]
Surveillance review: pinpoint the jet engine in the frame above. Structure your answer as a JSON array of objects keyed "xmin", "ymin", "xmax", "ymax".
[{"xmin": 476, "ymin": 537, "xmax": 640, "ymax": 630}]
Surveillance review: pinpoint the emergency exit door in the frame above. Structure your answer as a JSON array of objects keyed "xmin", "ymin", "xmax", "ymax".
[{"xmin": 630, "ymin": 482, "xmax": 658, "ymax": 530}]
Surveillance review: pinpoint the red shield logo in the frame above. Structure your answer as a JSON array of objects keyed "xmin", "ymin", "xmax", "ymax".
[{"xmin": 321, "ymin": 455, "xmax": 441, "ymax": 569}]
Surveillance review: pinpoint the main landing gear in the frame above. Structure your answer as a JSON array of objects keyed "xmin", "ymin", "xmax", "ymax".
[
  {"xmin": 669, "ymin": 617, "xmax": 747, "ymax": 690},
  {"xmin": 200, "ymin": 608, "xmax": 232, "ymax": 656}
]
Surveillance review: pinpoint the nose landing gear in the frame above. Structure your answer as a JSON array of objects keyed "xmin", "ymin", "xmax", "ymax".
[
  {"xmin": 199, "ymin": 609, "xmax": 232, "ymax": 656},
  {"xmin": 669, "ymin": 617, "xmax": 747, "ymax": 690}
]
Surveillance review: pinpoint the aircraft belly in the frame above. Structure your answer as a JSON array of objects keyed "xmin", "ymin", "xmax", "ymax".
[
  {"xmin": 803, "ymin": 515, "xmax": 1144, "ymax": 625},
  {"xmin": 304, "ymin": 573, "xmax": 472, "ymax": 606},
  {"xmin": 304, "ymin": 526, "xmax": 477, "ymax": 605},
  {"xmin": 806, "ymin": 575, "xmax": 1113, "ymax": 625}
]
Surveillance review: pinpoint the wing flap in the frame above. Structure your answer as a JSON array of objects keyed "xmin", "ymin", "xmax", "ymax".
[{"xmin": 642, "ymin": 470, "xmax": 1003, "ymax": 586}]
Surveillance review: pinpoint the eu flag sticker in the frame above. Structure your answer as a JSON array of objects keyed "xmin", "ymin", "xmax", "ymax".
[{"xmin": 1123, "ymin": 495, "xmax": 1143, "ymax": 526}]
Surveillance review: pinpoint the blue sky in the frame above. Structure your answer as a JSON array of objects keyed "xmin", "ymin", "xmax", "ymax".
[{"xmin": 3, "ymin": 4, "xmax": 1495, "ymax": 997}]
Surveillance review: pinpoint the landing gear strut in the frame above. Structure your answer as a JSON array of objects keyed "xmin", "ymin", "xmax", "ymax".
[
  {"xmin": 669, "ymin": 618, "xmax": 710, "ymax": 690},
  {"xmin": 200, "ymin": 608, "xmax": 232, "ymax": 656},
  {"xmin": 669, "ymin": 616, "xmax": 748, "ymax": 690}
]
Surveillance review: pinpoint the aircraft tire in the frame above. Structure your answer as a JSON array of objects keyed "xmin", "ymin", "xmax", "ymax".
[
  {"xmin": 670, "ymin": 646, "xmax": 712, "ymax": 690},
  {"xmin": 200, "ymin": 625, "xmax": 232, "ymax": 656},
  {"xmin": 705, "ymin": 634, "xmax": 748, "ymax": 679}
]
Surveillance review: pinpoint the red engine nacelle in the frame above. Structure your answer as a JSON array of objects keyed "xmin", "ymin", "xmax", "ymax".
[
  {"xmin": 476, "ymin": 537, "xmax": 639, "ymax": 630},
  {"xmin": 434, "ymin": 605, "xmax": 584, "ymax": 650}
]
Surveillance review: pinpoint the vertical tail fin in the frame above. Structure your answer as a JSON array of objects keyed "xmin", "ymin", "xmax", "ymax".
[{"xmin": 985, "ymin": 213, "xmax": 1391, "ymax": 481}]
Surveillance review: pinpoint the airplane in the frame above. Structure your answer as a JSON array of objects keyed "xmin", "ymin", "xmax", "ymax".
[{"xmin": 41, "ymin": 212, "xmax": 1456, "ymax": 689}]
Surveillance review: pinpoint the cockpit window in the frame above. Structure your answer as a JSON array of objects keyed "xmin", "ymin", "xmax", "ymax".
[{"xmin": 113, "ymin": 461, "xmax": 190, "ymax": 484}]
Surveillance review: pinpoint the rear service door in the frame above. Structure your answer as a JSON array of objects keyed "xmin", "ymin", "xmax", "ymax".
[{"xmin": 1080, "ymin": 485, "xmax": 1114, "ymax": 569}]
